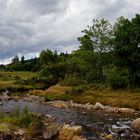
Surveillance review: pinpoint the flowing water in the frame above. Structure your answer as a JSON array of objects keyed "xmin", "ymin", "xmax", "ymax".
[{"xmin": 0, "ymin": 99, "xmax": 139, "ymax": 140}]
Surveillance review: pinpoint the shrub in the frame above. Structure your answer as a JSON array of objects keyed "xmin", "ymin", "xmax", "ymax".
[
  {"xmin": 61, "ymin": 76, "xmax": 87, "ymax": 86},
  {"xmin": 105, "ymin": 65, "xmax": 129, "ymax": 89},
  {"xmin": 70, "ymin": 85, "xmax": 85, "ymax": 95}
]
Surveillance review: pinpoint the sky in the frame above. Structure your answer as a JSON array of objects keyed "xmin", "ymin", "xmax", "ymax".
[{"xmin": 0, "ymin": 0, "xmax": 140, "ymax": 64}]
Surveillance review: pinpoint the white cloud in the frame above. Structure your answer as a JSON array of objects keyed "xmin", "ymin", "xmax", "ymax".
[{"xmin": 0, "ymin": 0, "xmax": 140, "ymax": 64}]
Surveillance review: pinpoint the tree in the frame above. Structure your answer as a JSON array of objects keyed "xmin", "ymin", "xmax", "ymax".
[
  {"xmin": 12, "ymin": 55, "xmax": 19, "ymax": 63},
  {"xmin": 78, "ymin": 18, "xmax": 114, "ymax": 83},
  {"xmin": 78, "ymin": 18, "xmax": 113, "ymax": 52},
  {"xmin": 40, "ymin": 49, "xmax": 56, "ymax": 65},
  {"xmin": 114, "ymin": 14, "xmax": 140, "ymax": 86},
  {"xmin": 21, "ymin": 56, "xmax": 25, "ymax": 64}
]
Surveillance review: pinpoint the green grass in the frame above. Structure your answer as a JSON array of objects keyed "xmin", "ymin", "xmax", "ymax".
[
  {"xmin": 0, "ymin": 71, "xmax": 37, "ymax": 79},
  {"xmin": 0, "ymin": 107, "xmax": 42, "ymax": 128},
  {"xmin": 0, "ymin": 71, "xmax": 37, "ymax": 91}
]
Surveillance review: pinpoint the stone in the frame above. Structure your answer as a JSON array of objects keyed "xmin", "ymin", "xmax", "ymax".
[
  {"xmin": 111, "ymin": 124, "xmax": 130, "ymax": 134},
  {"xmin": 118, "ymin": 108, "xmax": 135, "ymax": 114},
  {"xmin": 132, "ymin": 118, "xmax": 140, "ymax": 134},
  {"xmin": 42, "ymin": 123, "xmax": 59, "ymax": 140},
  {"xmin": 45, "ymin": 114, "xmax": 56, "ymax": 121},
  {"xmin": 105, "ymin": 134, "xmax": 113, "ymax": 140},
  {"xmin": 0, "ymin": 101, "xmax": 3, "ymax": 106},
  {"xmin": 3, "ymin": 94, "xmax": 11, "ymax": 101},
  {"xmin": 105, "ymin": 107, "xmax": 119, "ymax": 113},
  {"xmin": 72, "ymin": 136, "xmax": 87, "ymax": 140},
  {"xmin": 95, "ymin": 102, "xmax": 105, "ymax": 110},
  {"xmin": 47, "ymin": 101, "xmax": 69, "ymax": 108},
  {"xmin": 14, "ymin": 129, "xmax": 25, "ymax": 136},
  {"xmin": 59, "ymin": 124, "xmax": 82, "ymax": 140},
  {"xmin": 13, "ymin": 96, "xmax": 20, "ymax": 102},
  {"xmin": 69, "ymin": 100, "xmax": 74, "ymax": 107},
  {"xmin": 43, "ymin": 129, "xmax": 58, "ymax": 139}
]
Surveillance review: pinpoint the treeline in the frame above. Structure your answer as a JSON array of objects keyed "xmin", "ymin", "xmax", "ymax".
[
  {"xmin": 1, "ymin": 14, "xmax": 140, "ymax": 89},
  {"xmin": 0, "ymin": 56, "xmax": 40, "ymax": 72}
]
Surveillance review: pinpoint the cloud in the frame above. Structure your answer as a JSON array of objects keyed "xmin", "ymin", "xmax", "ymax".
[{"xmin": 0, "ymin": 0, "xmax": 140, "ymax": 64}]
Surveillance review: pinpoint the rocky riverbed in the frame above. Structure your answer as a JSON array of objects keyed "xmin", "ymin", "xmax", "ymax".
[{"xmin": 0, "ymin": 94, "xmax": 140, "ymax": 140}]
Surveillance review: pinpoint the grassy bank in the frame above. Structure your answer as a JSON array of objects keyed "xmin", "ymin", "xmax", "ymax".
[
  {"xmin": 0, "ymin": 71, "xmax": 37, "ymax": 92},
  {"xmin": 30, "ymin": 84, "xmax": 140, "ymax": 110}
]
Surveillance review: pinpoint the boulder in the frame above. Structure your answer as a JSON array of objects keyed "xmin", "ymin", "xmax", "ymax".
[
  {"xmin": 59, "ymin": 124, "xmax": 82, "ymax": 140},
  {"xmin": 14, "ymin": 129, "xmax": 25, "ymax": 136},
  {"xmin": 72, "ymin": 136, "xmax": 87, "ymax": 140},
  {"xmin": 3, "ymin": 94, "xmax": 11, "ymax": 101},
  {"xmin": 105, "ymin": 134, "xmax": 113, "ymax": 140},
  {"xmin": 13, "ymin": 96, "xmax": 20, "ymax": 102},
  {"xmin": 42, "ymin": 123, "xmax": 59, "ymax": 140},
  {"xmin": 95, "ymin": 102, "xmax": 105, "ymax": 110},
  {"xmin": 132, "ymin": 118, "xmax": 140, "ymax": 134},
  {"xmin": 118, "ymin": 108, "xmax": 135, "ymax": 114},
  {"xmin": 47, "ymin": 101, "xmax": 69, "ymax": 108},
  {"xmin": 69, "ymin": 100, "xmax": 74, "ymax": 107},
  {"xmin": 0, "ymin": 100, "xmax": 3, "ymax": 106}
]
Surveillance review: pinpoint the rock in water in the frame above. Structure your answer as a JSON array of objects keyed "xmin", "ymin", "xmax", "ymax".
[
  {"xmin": 118, "ymin": 108, "xmax": 135, "ymax": 114},
  {"xmin": 72, "ymin": 136, "xmax": 87, "ymax": 140},
  {"xmin": 59, "ymin": 124, "xmax": 82, "ymax": 140},
  {"xmin": 95, "ymin": 102, "xmax": 105, "ymax": 110},
  {"xmin": 0, "ymin": 100, "xmax": 3, "ymax": 106},
  {"xmin": 47, "ymin": 101, "xmax": 69, "ymax": 108},
  {"xmin": 132, "ymin": 118, "xmax": 140, "ymax": 134}
]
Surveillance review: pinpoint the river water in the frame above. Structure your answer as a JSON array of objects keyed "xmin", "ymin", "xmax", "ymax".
[{"xmin": 0, "ymin": 100, "xmax": 139, "ymax": 140}]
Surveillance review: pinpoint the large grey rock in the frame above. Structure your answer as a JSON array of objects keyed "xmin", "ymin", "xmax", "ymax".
[{"xmin": 132, "ymin": 118, "xmax": 140, "ymax": 134}]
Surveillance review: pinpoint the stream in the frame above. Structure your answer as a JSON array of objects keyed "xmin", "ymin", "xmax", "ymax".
[{"xmin": 0, "ymin": 99, "xmax": 139, "ymax": 140}]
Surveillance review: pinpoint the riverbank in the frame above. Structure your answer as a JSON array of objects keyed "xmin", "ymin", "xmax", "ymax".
[
  {"xmin": 30, "ymin": 84, "xmax": 140, "ymax": 110},
  {"xmin": 0, "ymin": 110, "xmax": 85, "ymax": 140}
]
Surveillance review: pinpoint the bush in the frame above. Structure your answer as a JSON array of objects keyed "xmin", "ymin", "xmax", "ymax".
[
  {"xmin": 61, "ymin": 76, "xmax": 87, "ymax": 86},
  {"xmin": 106, "ymin": 66, "xmax": 129, "ymax": 89},
  {"xmin": 70, "ymin": 85, "xmax": 85, "ymax": 95}
]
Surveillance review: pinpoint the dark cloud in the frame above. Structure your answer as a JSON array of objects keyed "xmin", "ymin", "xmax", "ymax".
[{"xmin": 0, "ymin": 0, "xmax": 140, "ymax": 63}]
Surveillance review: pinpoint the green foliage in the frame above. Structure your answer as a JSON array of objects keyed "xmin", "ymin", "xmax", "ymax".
[
  {"xmin": 17, "ymin": 107, "xmax": 33, "ymax": 128},
  {"xmin": 0, "ymin": 107, "xmax": 42, "ymax": 128},
  {"xmin": 62, "ymin": 76, "xmax": 87, "ymax": 86},
  {"xmin": 105, "ymin": 65, "xmax": 129, "ymax": 89},
  {"xmin": 78, "ymin": 18, "xmax": 113, "ymax": 52},
  {"xmin": 40, "ymin": 49, "xmax": 57, "ymax": 65},
  {"xmin": 12, "ymin": 55, "xmax": 19, "ymax": 63},
  {"xmin": 70, "ymin": 85, "xmax": 85, "ymax": 95},
  {"xmin": 114, "ymin": 14, "xmax": 140, "ymax": 86},
  {"xmin": 77, "ymin": 18, "xmax": 114, "ymax": 83}
]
